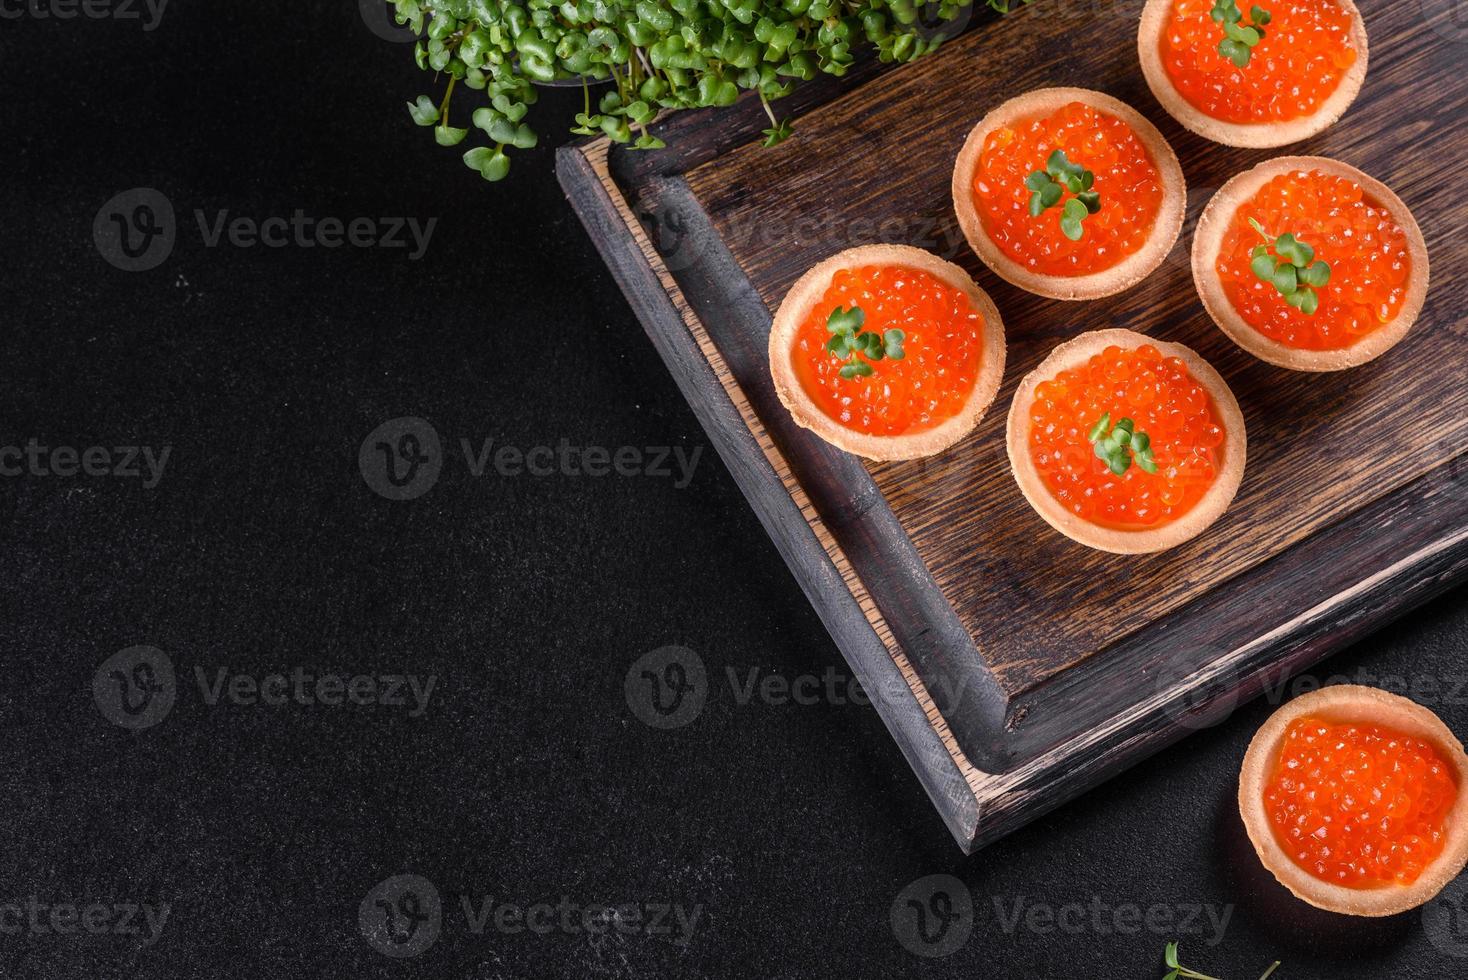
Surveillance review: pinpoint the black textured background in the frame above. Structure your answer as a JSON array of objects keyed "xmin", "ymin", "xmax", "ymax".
[{"xmin": 2, "ymin": 2, "xmax": 1466, "ymax": 977}]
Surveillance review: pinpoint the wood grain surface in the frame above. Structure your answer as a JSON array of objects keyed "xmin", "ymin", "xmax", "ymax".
[{"xmin": 684, "ymin": 0, "xmax": 1468, "ymax": 695}]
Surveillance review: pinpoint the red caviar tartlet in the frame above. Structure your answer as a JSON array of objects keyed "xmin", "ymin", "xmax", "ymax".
[
  {"xmin": 951, "ymin": 88, "xmax": 1185, "ymax": 300},
  {"xmin": 1138, "ymin": 0, "xmax": 1368, "ymax": 147},
  {"xmin": 769, "ymin": 244, "xmax": 1006, "ymax": 461},
  {"xmin": 1006, "ymin": 329, "xmax": 1245, "ymax": 553},
  {"xmin": 1193, "ymin": 157, "xmax": 1429, "ymax": 371},
  {"xmin": 1240, "ymin": 686, "xmax": 1468, "ymax": 916}
]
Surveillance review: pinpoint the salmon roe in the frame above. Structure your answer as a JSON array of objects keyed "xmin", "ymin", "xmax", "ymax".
[
  {"xmin": 1216, "ymin": 169, "xmax": 1411, "ymax": 350},
  {"xmin": 1264, "ymin": 717, "xmax": 1459, "ymax": 888},
  {"xmin": 792, "ymin": 265, "xmax": 982, "ymax": 437},
  {"xmin": 971, "ymin": 102, "xmax": 1164, "ymax": 277},
  {"xmin": 1028, "ymin": 344, "xmax": 1223, "ymax": 529},
  {"xmin": 1160, "ymin": 0, "xmax": 1357, "ymax": 123}
]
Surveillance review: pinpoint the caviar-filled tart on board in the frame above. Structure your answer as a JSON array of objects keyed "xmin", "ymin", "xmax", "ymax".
[
  {"xmin": 1239, "ymin": 686, "xmax": 1468, "ymax": 916},
  {"xmin": 951, "ymin": 87, "xmax": 1185, "ymax": 301},
  {"xmin": 769, "ymin": 244, "xmax": 1006, "ymax": 462},
  {"xmin": 1006, "ymin": 329, "xmax": 1245, "ymax": 554},
  {"xmin": 1193, "ymin": 156, "xmax": 1428, "ymax": 371},
  {"xmin": 1138, "ymin": 0, "xmax": 1368, "ymax": 147}
]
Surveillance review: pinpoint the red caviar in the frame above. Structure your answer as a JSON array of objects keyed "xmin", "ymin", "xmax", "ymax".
[
  {"xmin": 1028, "ymin": 345, "xmax": 1222, "ymax": 529},
  {"xmin": 1217, "ymin": 169, "xmax": 1411, "ymax": 350},
  {"xmin": 1264, "ymin": 717, "xmax": 1459, "ymax": 888},
  {"xmin": 792, "ymin": 265, "xmax": 982, "ymax": 437},
  {"xmin": 1160, "ymin": 0, "xmax": 1358, "ymax": 123},
  {"xmin": 970, "ymin": 102, "xmax": 1164, "ymax": 277}
]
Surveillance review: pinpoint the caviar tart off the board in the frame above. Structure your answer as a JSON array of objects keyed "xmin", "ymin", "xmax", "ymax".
[
  {"xmin": 951, "ymin": 88, "xmax": 1186, "ymax": 301},
  {"xmin": 768, "ymin": 245, "xmax": 1007, "ymax": 461},
  {"xmin": 1239, "ymin": 686, "xmax": 1468, "ymax": 916},
  {"xmin": 1192, "ymin": 156, "xmax": 1428, "ymax": 371},
  {"xmin": 1138, "ymin": 0, "xmax": 1368, "ymax": 147},
  {"xmin": 1006, "ymin": 329, "xmax": 1245, "ymax": 554}
]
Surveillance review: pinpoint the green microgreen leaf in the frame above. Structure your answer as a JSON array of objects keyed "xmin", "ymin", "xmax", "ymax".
[
  {"xmin": 884, "ymin": 328, "xmax": 906, "ymax": 360},
  {"xmin": 435, "ymin": 124, "xmax": 469, "ymax": 146},
  {"xmin": 1026, "ymin": 150, "xmax": 1100, "ymax": 239},
  {"xmin": 827, "ymin": 305, "xmax": 865, "ymax": 334},
  {"xmin": 1300, "ymin": 260, "xmax": 1330, "ymax": 287},
  {"xmin": 839, "ymin": 361, "xmax": 873, "ymax": 379},
  {"xmin": 407, "ymin": 95, "xmax": 440, "ymax": 127},
  {"xmin": 1271, "ymin": 263, "xmax": 1298, "ymax": 294},
  {"xmin": 1248, "ymin": 218, "xmax": 1329, "ymax": 314},
  {"xmin": 1215, "ymin": 0, "xmax": 1268, "ymax": 65},
  {"xmin": 1088, "ymin": 414, "xmax": 1155, "ymax": 476}
]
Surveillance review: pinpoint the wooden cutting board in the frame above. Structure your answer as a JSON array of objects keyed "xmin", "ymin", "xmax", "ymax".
[{"xmin": 557, "ymin": 0, "xmax": 1468, "ymax": 852}]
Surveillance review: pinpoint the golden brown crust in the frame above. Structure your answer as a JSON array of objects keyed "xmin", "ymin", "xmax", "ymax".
[
  {"xmin": 1238, "ymin": 685, "xmax": 1468, "ymax": 917},
  {"xmin": 768, "ymin": 244, "xmax": 1007, "ymax": 462},
  {"xmin": 950, "ymin": 87, "xmax": 1185, "ymax": 301},
  {"xmin": 1138, "ymin": 0, "xmax": 1369, "ymax": 147},
  {"xmin": 1191, "ymin": 156, "xmax": 1430, "ymax": 371},
  {"xmin": 1005, "ymin": 328, "xmax": 1246, "ymax": 554}
]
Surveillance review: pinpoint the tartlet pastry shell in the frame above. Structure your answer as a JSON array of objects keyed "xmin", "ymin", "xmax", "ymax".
[
  {"xmin": 1138, "ymin": 0, "xmax": 1369, "ymax": 148},
  {"xmin": 1238, "ymin": 685, "xmax": 1468, "ymax": 916},
  {"xmin": 769, "ymin": 244, "xmax": 1007, "ymax": 461},
  {"xmin": 1191, "ymin": 156, "xmax": 1429, "ymax": 371},
  {"xmin": 951, "ymin": 87, "xmax": 1186, "ymax": 301},
  {"xmin": 1005, "ymin": 328, "xmax": 1246, "ymax": 553}
]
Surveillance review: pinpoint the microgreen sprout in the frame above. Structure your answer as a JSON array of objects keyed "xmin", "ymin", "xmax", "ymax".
[
  {"xmin": 1211, "ymin": 0, "xmax": 1271, "ymax": 68},
  {"xmin": 1162, "ymin": 941, "xmax": 1281, "ymax": 980},
  {"xmin": 1025, "ymin": 149, "xmax": 1100, "ymax": 241},
  {"xmin": 1088, "ymin": 412, "xmax": 1157, "ymax": 475},
  {"xmin": 1248, "ymin": 217, "xmax": 1331, "ymax": 315},
  {"xmin": 825, "ymin": 305, "xmax": 905, "ymax": 380},
  {"xmin": 392, "ymin": 0, "xmax": 1028, "ymax": 182}
]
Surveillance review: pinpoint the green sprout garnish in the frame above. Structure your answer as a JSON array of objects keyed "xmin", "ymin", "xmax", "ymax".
[
  {"xmin": 1212, "ymin": 0, "xmax": 1271, "ymax": 67},
  {"xmin": 1088, "ymin": 413, "xmax": 1157, "ymax": 475},
  {"xmin": 1162, "ymin": 941, "xmax": 1280, "ymax": 980},
  {"xmin": 1025, "ymin": 149, "xmax": 1101, "ymax": 241},
  {"xmin": 825, "ymin": 305, "xmax": 905, "ymax": 380},
  {"xmin": 1248, "ymin": 217, "xmax": 1331, "ymax": 315}
]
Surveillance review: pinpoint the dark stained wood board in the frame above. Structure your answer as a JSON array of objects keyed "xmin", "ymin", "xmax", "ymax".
[
  {"xmin": 557, "ymin": 0, "xmax": 1468, "ymax": 851},
  {"xmin": 686, "ymin": 0, "xmax": 1468, "ymax": 695}
]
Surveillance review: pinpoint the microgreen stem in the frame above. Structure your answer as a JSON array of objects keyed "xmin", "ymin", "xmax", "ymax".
[{"xmin": 1258, "ymin": 964, "xmax": 1280, "ymax": 980}]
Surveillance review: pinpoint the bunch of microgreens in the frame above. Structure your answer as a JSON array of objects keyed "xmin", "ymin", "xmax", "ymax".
[
  {"xmin": 825, "ymin": 305, "xmax": 904, "ymax": 379},
  {"xmin": 1025, "ymin": 149, "xmax": 1100, "ymax": 241},
  {"xmin": 1089, "ymin": 412, "xmax": 1156, "ymax": 475},
  {"xmin": 391, "ymin": 0, "xmax": 1026, "ymax": 181},
  {"xmin": 1163, "ymin": 941, "xmax": 1280, "ymax": 980},
  {"xmin": 1211, "ymin": 0, "xmax": 1270, "ymax": 68},
  {"xmin": 1248, "ymin": 217, "xmax": 1331, "ymax": 315}
]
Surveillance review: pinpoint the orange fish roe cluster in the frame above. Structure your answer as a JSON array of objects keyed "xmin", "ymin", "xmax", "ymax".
[
  {"xmin": 1028, "ymin": 345, "xmax": 1223, "ymax": 529},
  {"xmin": 970, "ymin": 103, "xmax": 1163, "ymax": 277},
  {"xmin": 792, "ymin": 265, "xmax": 982, "ymax": 437},
  {"xmin": 1216, "ymin": 169, "xmax": 1411, "ymax": 350},
  {"xmin": 1160, "ymin": 0, "xmax": 1357, "ymax": 123},
  {"xmin": 1265, "ymin": 717, "xmax": 1459, "ymax": 888}
]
